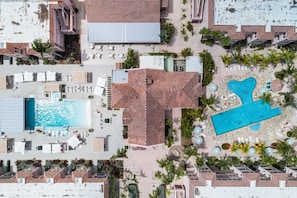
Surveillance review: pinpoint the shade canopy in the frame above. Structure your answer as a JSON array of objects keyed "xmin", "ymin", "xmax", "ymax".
[
  {"xmin": 248, "ymin": 147, "xmax": 256, "ymax": 156},
  {"xmin": 208, "ymin": 83, "xmax": 218, "ymax": 92},
  {"xmin": 72, "ymin": 71, "xmax": 88, "ymax": 83},
  {"xmin": 212, "ymin": 146, "xmax": 221, "ymax": 155},
  {"xmin": 265, "ymin": 147, "xmax": 273, "ymax": 155},
  {"xmin": 0, "ymin": 75, "xmax": 6, "ymax": 90},
  {"xmin": 14, "ymin": 73, "xmax": 24, "ymax": 83},
  {"xmin": 46, "ymin": 71, "xmax": 56, "ymax": 82},
  {"xmin": 93, "ymin": 137, "xmax": 105, "ymax": 153},
  {"xmin": 37, "ymin": 72, "xmax": 46, "ymax": 82},
  {"xmin": 270, "ymin": 79, "xmax": 284, "ymax": 92},
  {"xmin": 67, "ymin": 135, "xmax": 81, "ymax": 149},
  {"xmin": 194, "ymin": 136, "xmax": 203, "ymax": 145},
  {"xmin": 286, "ymin": 138, "xmax": 294, "ymax": 145},
  {"xmin": 258, "ymin": 87, "xmax": 267, "ymax": 96},
  {"xmin": 193, "ymin": 126, "xmax": 202, "ymax": 135},
  {"xmin": 23, "ymin": 72, "xmax": 34, "ymax": 82}
]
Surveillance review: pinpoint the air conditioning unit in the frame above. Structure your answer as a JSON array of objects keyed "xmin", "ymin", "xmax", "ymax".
[
  {"xmin": 18, "ymin": 178, "xmax": 25, "ymax": 184},
  {"xmin": 46, "ymin": 178, "xmax": 54, "ymax": 184},
  {"xmin": 75, "ymin": 177, "xmax": 82, "ymax": 184}
]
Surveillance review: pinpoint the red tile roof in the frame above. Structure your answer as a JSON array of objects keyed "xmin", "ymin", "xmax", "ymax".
[
  {"xmin": 84, "ymin": 0, "xmax": 160, "ymax": 23},
  {"xmin": 112, "ymin": 69, "xmax": 202, "ymax": 146}
]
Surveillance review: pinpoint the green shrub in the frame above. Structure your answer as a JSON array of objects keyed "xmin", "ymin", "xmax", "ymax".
[
  {"xmin": 181, "ymin": 48, "xmax": 192, "ymax": 58},
  {"xmin": 160, "ymin": 22, "xmax": 175, "ymax": 44}
]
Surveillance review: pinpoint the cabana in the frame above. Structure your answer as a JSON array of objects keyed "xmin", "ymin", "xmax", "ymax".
[
  {"xmin": 67, "ymin": 135, "xmax": 81, "ymax": 149},
  {"xmin": 51, "ymin": 144, "xmax": 61, "ymax": 153},
  {"xmin": 0, "ymin": 75, "xmax": 6, "ymax": 90},
  {"xmin": 93, "ymin": 137, "xmax": 105, "ymax": 153},
  {"xmin": 46, "ymin": 71, "xmax": 56, "ymax": 82},
  {"xmin": 96, "ymin": 77, "xmax": 107, "ymax": 88},
  {"xmin": 42, "ymin": 144, "xmax": 52, "ymax": 153},
  {"xmin": 23, "ymin": 72, "xmax": 34, "ymax": 82},
  {"xmin": 94, "ymin": 86, "xmax": 105, "ymax": 96},
  {"xmin": 37, "ymin": 72, "xmax": 46, "ymax": 82},
  {"xmin": 45, "ymin": 83, "xmax": 60, "ymax": 92},
  {"xmin": 14, "ymin": 141, "xmax": 25, "ymax": 154},
  {"xmin": 72, "ymin": 71, "xmax": 88, "ymax": 83},
  {"xmin": 14, "ymin": 73, "xmax": 24, "ymax": 83}
]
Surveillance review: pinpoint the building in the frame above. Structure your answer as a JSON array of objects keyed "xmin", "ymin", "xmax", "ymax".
[
  {"xmin": 111, "ymin": 67, "xmax": 202, "ymax": 146},
  {"xmin": 0, "ymin": 166, "xmax": 108, "ymax": 197},
  {"xmin": 188, "ymin": 164, "xmax": 297, "ymax": 197},
  {"xmin": 0, "ymin": 0, "xmax": 77, "ymax": 59},
  {"xmin": 208, "ymin": 0, "xmax": 297, "ymax": 46},
  {"xmin": 84, "ymin": 0, "xmax": 161, "ymax": 43},
  {"xmin": 191, "ymin": 0, "xmax": 205, "ymax": 23}
]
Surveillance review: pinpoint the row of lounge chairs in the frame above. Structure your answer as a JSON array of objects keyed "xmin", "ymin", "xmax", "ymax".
[{"xmin": 14, "ymin": 71, "xmax": 62, "ymax": 83}]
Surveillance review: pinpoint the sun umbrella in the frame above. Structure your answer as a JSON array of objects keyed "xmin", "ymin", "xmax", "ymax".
[
  {"xmin": 286, "ymin": 138, "xmax": 294, "ymax": 145},
  {"xmin": 194, "ymin": 136, "xmax": 203, "ymax": 145},
  {"xmin": 208, "ymin": 83, "xmax": 218, "ymax": 92},
  {"xmin": 258, "ymin": 87, "xmax": 267, "ymax": 96},
  {"xmin": 270, "ymin": 79, "xmax": 284, "ymax": 92},
  {"xmin": 193, "ymin": 126, "xmax": 202, "ymax": 135},
  {"xmin": 265, "ymin": 147, "xmax": 273, "ymax": 155},
  {"xmin": 248, "ymin": 147, "xmax": 256, "ymax": 156},
  {"xmin": 212, "ymin": 146, "xmax": 221, "ymax": 155}
]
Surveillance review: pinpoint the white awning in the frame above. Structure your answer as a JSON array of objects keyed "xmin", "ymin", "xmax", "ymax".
[
  {"xmin": 14, "ymin": 73, "xmax": 24, "ymax": 83},
  {"xmin": 23, "ymin": 72, "xmax": 34, "ymax": 82},
  {"xmin": 88, "ymin": 22, "xmax": 160, "ymax": 43},
  {"xmin": 67, "ymin": 135, "xmax": 80, "ymax": 149},
  {"xmin": 51, "ymin": 144, "xmax": 61, "ymax": 153},
  {"xmin": 14, "ymin": 142, "xmax": 25, "ymax": 154},
  {"xmin": 96, "ymin": 77, "xmax": 107, "ymax": 87},
  {"xmin": 94, "ymin": 86, "xmax": 104, "ymax": 96},
  {"xmin": 42, "ymin": 144, "xmax": 52, "ymax": 153},
  {"xmin": 46, "ymin": 71, "xmax": 56, "ymax": 82},
  {"xmin": 37, "ymin": 72, "xmax": 46, "ymax": 82}
]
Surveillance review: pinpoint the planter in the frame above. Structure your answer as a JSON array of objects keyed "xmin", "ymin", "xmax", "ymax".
[
  {"xmin": 271, "ymin": 143, "xmax": 277, "ymax": 149},
  {"xmin": 221, "ymin": 143, "xmax": 231, "ymax": 150},
  {"xmin": 287, "ymin": 131, "xmax": 293, "ymax": 137}
]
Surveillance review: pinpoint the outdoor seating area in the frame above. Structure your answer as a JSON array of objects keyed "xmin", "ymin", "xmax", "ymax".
[{"xmin": 14, "ymin": 71, "xmax": 61, "ymax": 84}]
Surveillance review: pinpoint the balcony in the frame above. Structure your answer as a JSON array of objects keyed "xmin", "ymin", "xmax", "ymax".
[{"xmin": 247, "ymin": 33, "xmax": 258, "ymax": 44}]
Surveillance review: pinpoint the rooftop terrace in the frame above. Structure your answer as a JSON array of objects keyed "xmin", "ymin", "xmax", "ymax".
[
  {"xmin": 214, "ymin": 0, "xmax": 297, "ymax": 30},
  {"xmin": 0, "ymin": 0, "xmax": 50, "ymax": 45}
]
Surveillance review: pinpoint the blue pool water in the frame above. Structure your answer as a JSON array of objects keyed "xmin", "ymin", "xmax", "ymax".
[
  {"xmin": 211, "ymin": 77, "xmax": 282, "ymax": 135},
  {"xmin": 25, "ymin": 98, "xmax": 91, "ymax": 130}
]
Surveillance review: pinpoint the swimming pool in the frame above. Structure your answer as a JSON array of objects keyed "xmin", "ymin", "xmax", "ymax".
[
  {"xmin": 211, "ymin": 77, "xmax": 282, "ymax": 135},
  {"xmin": 25, "ymin": 98, "xmax": 91, "ymax": 130}
]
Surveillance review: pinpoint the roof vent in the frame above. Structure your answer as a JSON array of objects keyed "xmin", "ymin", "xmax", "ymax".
[{"xmin": 146, "ymin": 78, "xmax": 153, "ymax": 86}]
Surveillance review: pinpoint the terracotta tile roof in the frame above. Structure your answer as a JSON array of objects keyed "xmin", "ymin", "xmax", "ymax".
[
  {"xmin": 84, "ymin": 0, "xmax": 160, "ymax": 23},
  {"xmin": 112, "ymin": 69, "xmax": 202, "ymax": 146}
]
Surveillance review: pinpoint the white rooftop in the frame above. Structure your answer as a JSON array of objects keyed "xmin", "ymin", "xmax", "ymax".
[
  {"xmin": 214, "ymin": 0, "xmax": 297, "ymax": 28},
  {"xmin": 140, "ymin": 56, "xmax": 164, "ymax": 70},
  {"xmin": 0, "ymin": 0, "xmax": 50, "ymax": 44},
  {"xmin": 195, "ymin": 186, "xmax": 297, "ymax": 198},
  {"xmin": 0, "ymin": 183, "xmax": 105, "ymax": 198}
]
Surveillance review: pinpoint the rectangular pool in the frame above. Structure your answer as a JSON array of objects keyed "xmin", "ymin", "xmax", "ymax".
[
  {"xmin": 211, "ymin": 100, "xmax": 282, "ymax": 135},
  {"xmin": 25, "ymin": 98, "xmax": 91, "ymax": 130}
]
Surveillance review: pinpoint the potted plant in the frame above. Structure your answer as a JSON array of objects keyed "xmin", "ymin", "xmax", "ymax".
[{"xmin": 221, "ymin": 143, "xmax": 231, "ymax": 150}]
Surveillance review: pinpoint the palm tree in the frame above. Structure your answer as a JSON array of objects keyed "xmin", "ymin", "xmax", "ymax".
[
  {"xmin": 239, "ymin": 143, "xmax": 249, "ymax": 154},
  {"xmin": 149, "ymin": 189, "xmax": 160, "ymax": 198},
  {"xmin": 183, "ymin": 145, "xmax": 199, "ymax": 159},
  {"xmin": 267, "ymin": 49, "xmax": 280, "ymax": 67},
  {"xmin": 275, "ymin": 140, "xmax": 293, "ymax": 157},
  {"xmin": 280, "ymin": 92, "xmax": 297, "ymax": 109},
  {"xmin": 195, "ymin": 156, "xmax": 205, "ymax": 168},
  {"xmin": 154, "ymin": 171, "xmax": 162, "ymax": 179},
  {"xmin": 199, "ymin": 27, "xmax": 211, "ymax": 35},
  {"xmin": 110, "ymin": 147, "xmax": 128, "ymax": 159},
  {"xmin": 216, "ymin": 158, "xmax": 231, "ymax": 170},
  {"xmin": 201, "ymin": 94, "xmax": 216, "ymax": 111},
  {"xmin": 279, "ymin": 48, "xmax": 296, "ymax": 65},
  {"xmin": 286, "ymin": 155, "xmax": 297, "ymax": 166},
  {"xmin": 250, "ymin": 52, "xmax": 262, "ymax": 66},
  {"xmin": 206, "ymin": 156, "xmax": 218, "ymax": 166},
  {"xmin": 259, "ymin": 92, "xmax": 272, "ymax": 104},
  {"xmin": 157, "ymin": 158, "xmax": 170, "ymax": 168},
  {"xmin": 259, "ymin": 153, "xmax": 278, "ymax": 166},
  {"xmin": 255, "ymin": 142, "xmax": 266, "ymax": 154},
  {"xmin": 221, "ymin": 54, "xmax": 232, "ymax": 66},
  {"xmin": 32, "ymin": 39, "xmax": 52, "ymax": 58},
  {"xmin": 174, "ymin": 166, "xmax": 185, "ymax": 179},
  {"xmin": 230, "ymin": 143, "xmax": 239, "ymax": 153}
]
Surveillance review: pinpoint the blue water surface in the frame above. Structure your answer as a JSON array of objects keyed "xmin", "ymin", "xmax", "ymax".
[
  {"xmin": 211, "ymin": 77, "xmax": 282, "ymax": 135},
  {"xmin": 25, "ymin": 98, "xmax": 91, "ymax": 129}
]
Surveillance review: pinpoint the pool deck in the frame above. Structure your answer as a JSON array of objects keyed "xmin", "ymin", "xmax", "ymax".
[{"xmin": 1, "ymin": 0, "xmax": 297, "ymax": 197}]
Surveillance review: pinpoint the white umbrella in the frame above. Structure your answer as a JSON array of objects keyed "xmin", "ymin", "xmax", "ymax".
[
  {"xmin": 265, "ymin": 147, "xmax": 273, "ymax": 155},
  {"xmin": 208, "ymin": 83, "xmax": 218, "ymax": 92},
  {"xmin": 212, "ymin": 146, "xmax": 221, "ymax": 155},
  {"xmin": 194, "ymin": 136, "xmax": 203, "ymax": 145},
  {"xmin": 286, "ymin": 138, "xmax": 294, "ymax": 145},
  {"xmin": 248, "ymin": 147, "xmax": 256, "ymax": 156},
  {"xmin": 193, "ymin": 126, "xmax": 202, "ymax": 135}
]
